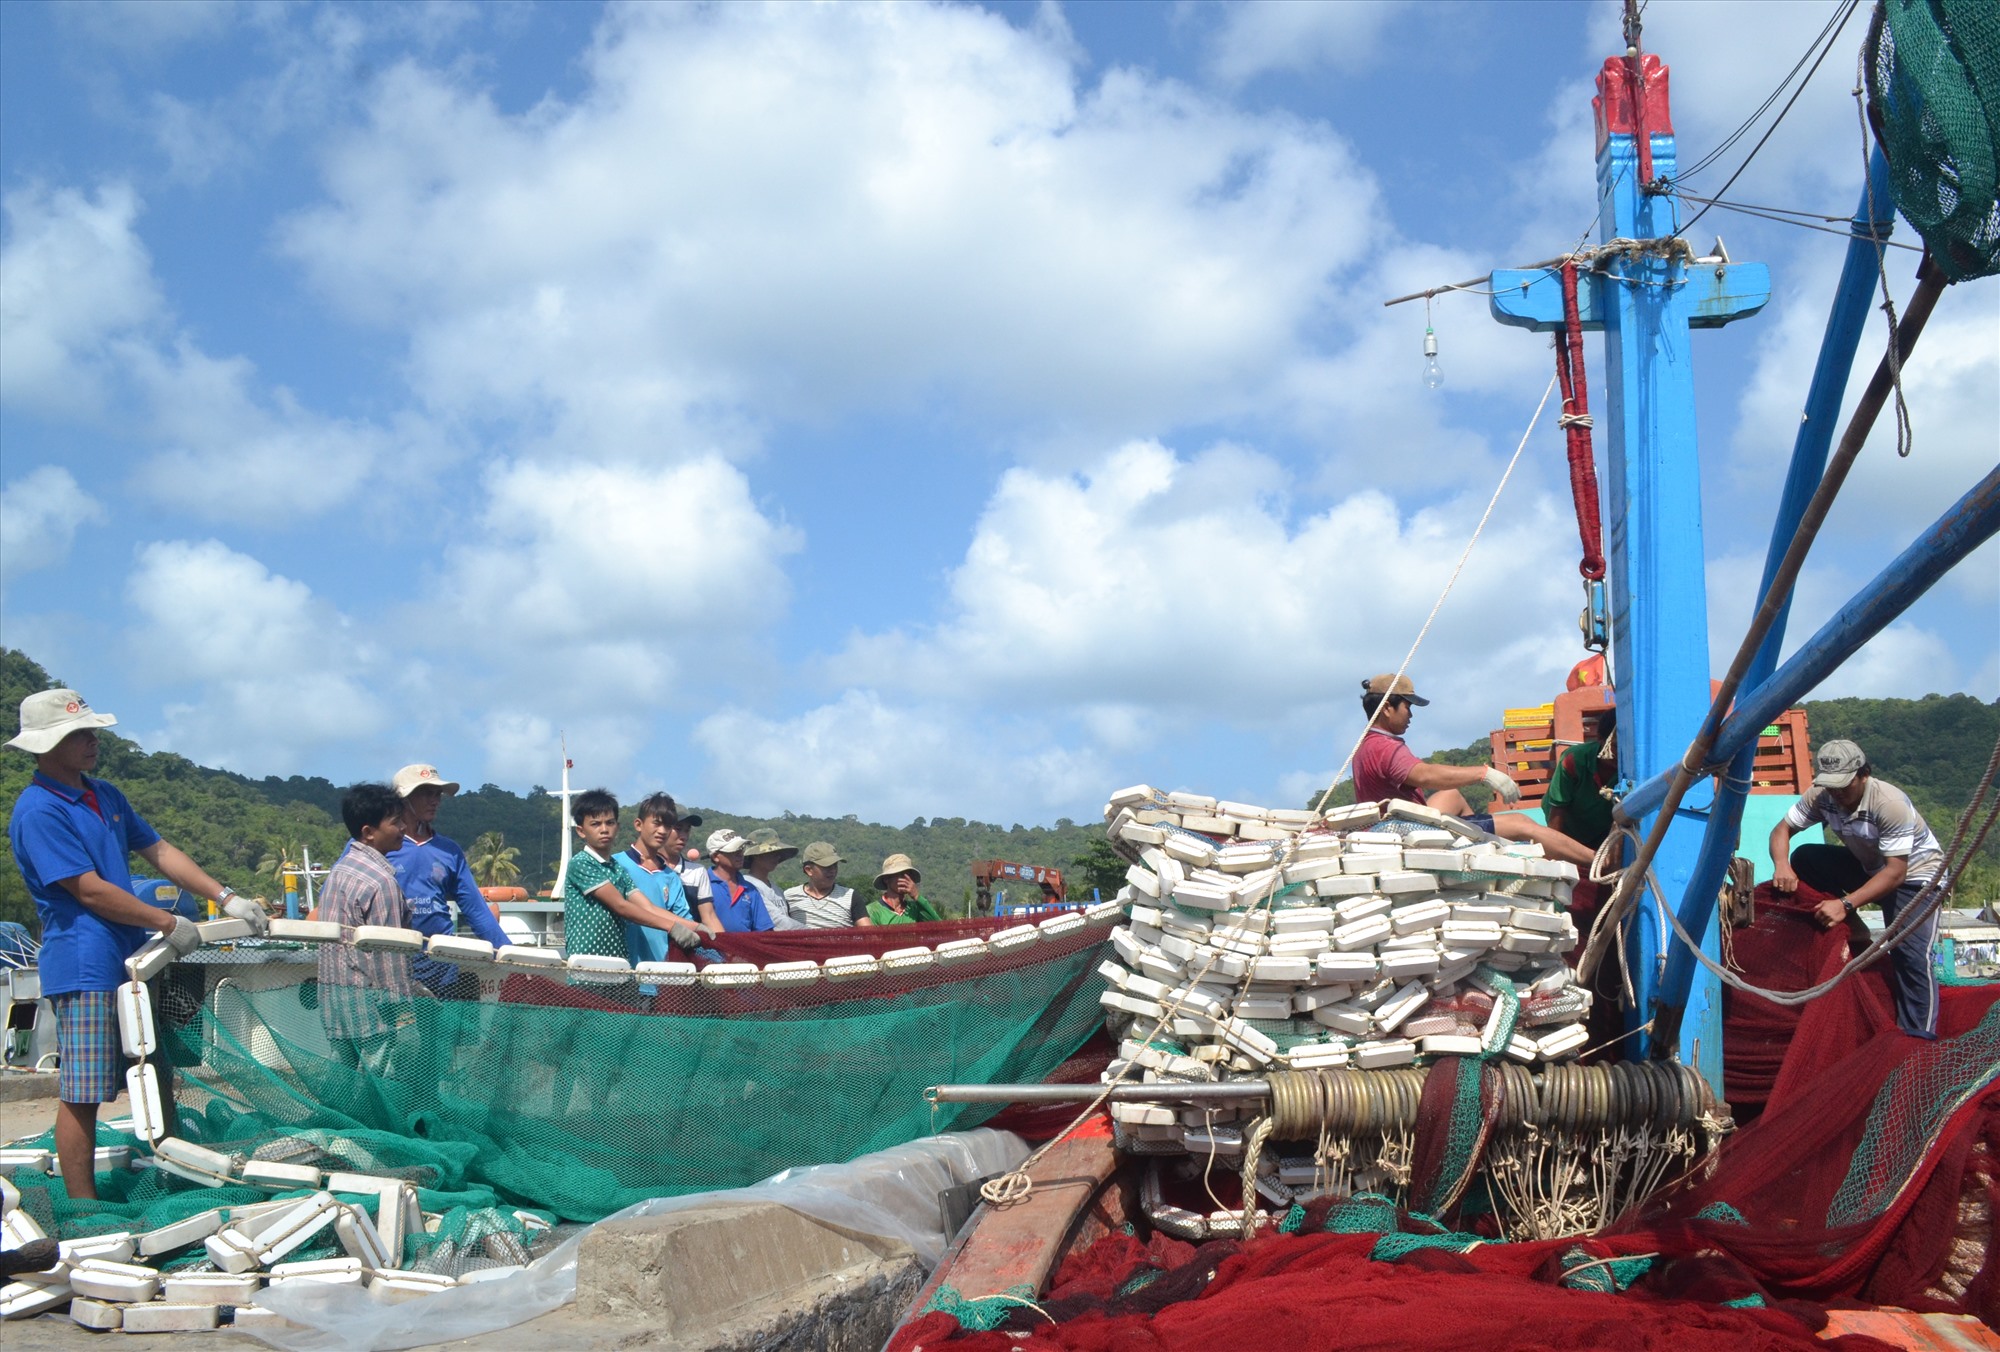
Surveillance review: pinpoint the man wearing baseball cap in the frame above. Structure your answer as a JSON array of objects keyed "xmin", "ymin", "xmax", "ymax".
[
  {"xmin": 385, "ymin": 764, "xmax": 512, "ymax": 998},
  {"xmin": 6, "ymin": 689, "xmax": 265, "ymax": 1199},
  {"xmin": 1349, "ymin": 672, "xmax": 1596, "ymax": 868},
  {"xmin": 1770, "ymin": 740, "xmax": 1948, "ymax": 1037},
  {"xmin": 703, "ymin": 829, "xmax": 775, "ymax": 932},
  {"xmin": 784, "ymin": 842, "xmax": 859, "ymax": 928}
]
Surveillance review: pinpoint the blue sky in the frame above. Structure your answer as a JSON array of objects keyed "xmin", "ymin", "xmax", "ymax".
[{"xmin": 2, "ymin": 0, "xmax": 1994, "ymax": 825}]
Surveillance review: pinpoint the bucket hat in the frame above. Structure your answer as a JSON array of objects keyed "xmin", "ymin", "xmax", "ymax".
[
  {"xmin": 874, "ymin": 853, "xmax": 922, "ymax": 888},
  {"xmin": 6, "ymin": 690, "xmax": 116, "ymax": 755}
]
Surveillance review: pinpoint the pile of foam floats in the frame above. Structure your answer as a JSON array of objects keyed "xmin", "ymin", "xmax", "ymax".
[{"xmin": 1096, "ymin": 788, "xmax": 1593, "ymax": 1158}]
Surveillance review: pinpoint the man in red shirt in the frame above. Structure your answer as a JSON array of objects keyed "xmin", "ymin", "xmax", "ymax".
[{"xmin": 1352, "ymin": 674, "xmax": 1596, "ymax": 867}]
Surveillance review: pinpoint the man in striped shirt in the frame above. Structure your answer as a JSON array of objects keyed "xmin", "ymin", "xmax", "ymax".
[
  {"xmin": 1770, "ymin": 740, "xmax": 1948, "ymax": 1038},
  {"xmin": 318, "ymin": 783, "xmax": 429, "ymax": 1071}
]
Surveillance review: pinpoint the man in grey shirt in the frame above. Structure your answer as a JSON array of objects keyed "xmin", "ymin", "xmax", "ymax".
[
  {"xmin": 784, "ymin": 842, "xmax": 861, "ymax": 928},
  {"xmin": 1770, "ymin": 739, "xmax": 1948, "ymax": 1037}
]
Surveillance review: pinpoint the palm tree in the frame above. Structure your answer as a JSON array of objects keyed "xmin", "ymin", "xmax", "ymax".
[
  {"xmin": 257, "ymin": 840, "xmax": 305, "ymax": 883},
  {"xmin": 469, "ymin": 832, "xmax": 521, "ymax": 888}
]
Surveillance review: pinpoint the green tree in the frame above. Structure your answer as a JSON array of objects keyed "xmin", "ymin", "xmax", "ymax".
[
  {"xmin": 1067, "ymin": 832, "xmax": 1128, "ymax": 903},
  {"xmin": 469, "ymin": 832, "xmax": 521, "ymax": 888}
]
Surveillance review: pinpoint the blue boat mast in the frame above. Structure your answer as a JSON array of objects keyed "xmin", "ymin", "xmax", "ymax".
[{"xmin": 1490, "ymin": 41, "xmax": 1769, "ymax": 1087}]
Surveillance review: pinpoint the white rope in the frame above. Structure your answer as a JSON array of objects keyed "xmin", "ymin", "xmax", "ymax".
[{"xmin": 1311, "ymin": 371, "xmax": 1560, "ymax": 816}]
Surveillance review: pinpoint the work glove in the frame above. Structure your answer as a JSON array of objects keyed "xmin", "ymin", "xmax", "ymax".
[
  {"xmin": 222, "ymin": 893, "xmax": 271, "ymax": 935},
  {"xmin": 162, "ymin": 915, "xmax": 203, "ymax": 957},
  {"xmin": 1481, "ymin": 767, "xmax": 1523, "ymax": 804}
]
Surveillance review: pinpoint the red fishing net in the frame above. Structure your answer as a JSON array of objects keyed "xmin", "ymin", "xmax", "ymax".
[{"xmin": 893, "ymin": 895, "xmax": 1999, "ymax": 1350}]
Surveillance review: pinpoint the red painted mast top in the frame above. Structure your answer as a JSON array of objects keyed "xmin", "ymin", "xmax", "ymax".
[{"xmin": 1592, "ymin": 54, "xmax": 1674, "ymax": 174}]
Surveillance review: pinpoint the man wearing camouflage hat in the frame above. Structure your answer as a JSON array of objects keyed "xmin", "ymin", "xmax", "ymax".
[{"xmin": 1771, "ymin": 739, "xmax": 1948, "ymax": 1038}]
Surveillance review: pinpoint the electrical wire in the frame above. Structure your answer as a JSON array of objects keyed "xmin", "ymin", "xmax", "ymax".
[
  {"xmin": 1668, "ymin": 193, "xmax": 1924, "ymax": 251},
  {"xmin": 1678, "ymin": 0, "xmax": 1860, "ymax": 236},
  {"xmin": 1677, "ymin": 0, "xmax": 1858, "ymax": 182}
]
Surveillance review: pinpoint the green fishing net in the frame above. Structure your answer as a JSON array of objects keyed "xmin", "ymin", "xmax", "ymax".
[
  {"xmin": 4, "ymin": 941, "xmax": 1106, "ymax": 1263},
  {"xmin": 1868, "ymin": 0, "xmax": 2000, "ymax": 281}
]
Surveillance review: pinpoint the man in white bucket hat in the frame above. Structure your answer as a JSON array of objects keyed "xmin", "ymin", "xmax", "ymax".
[{"xmin": 6, "ymin": 688, "xmax": 266, "ymax": 1200}]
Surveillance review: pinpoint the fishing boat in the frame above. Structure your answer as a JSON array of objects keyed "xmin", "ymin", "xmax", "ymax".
[{"xmin": 888, "ymin": 6, "xmax": 2000, "ymax": 1347}]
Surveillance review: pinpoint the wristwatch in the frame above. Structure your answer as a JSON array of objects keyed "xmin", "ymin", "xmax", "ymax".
[
  {"xmin": 1841, "ymin": 896, "xmax": 1856, "ymax": 915},
  {"xmin": 218, "ymin": 886, "xmax": 238, "ymax": 903}
]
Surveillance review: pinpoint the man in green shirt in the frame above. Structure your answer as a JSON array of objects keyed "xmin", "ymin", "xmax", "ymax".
[
  {"xmin": 1544, "ymin": 711, "xmax": 1618, "ymax": 853},
  {"xmin": 861, "ymin": 853, "xmax": 943, "ymax": 925}
]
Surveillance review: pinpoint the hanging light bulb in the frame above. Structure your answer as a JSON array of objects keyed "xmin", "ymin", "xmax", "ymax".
[{"xmin": 1422, "ymin": 295, "xmax": 1444, "ymax": 390}]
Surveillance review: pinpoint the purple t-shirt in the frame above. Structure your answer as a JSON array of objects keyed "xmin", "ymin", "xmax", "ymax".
[{"xmin": 1353, "ymin": 729, "xmax": 1424, "ymax": 805}]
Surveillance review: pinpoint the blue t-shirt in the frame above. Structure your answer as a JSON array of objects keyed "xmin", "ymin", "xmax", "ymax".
[
  {"xmin": 388, "ymin": 831, "xmax": 511, "ymax": 991},
  {"xmin": 707, "ymin": 869, "xmax": 774, "ymax": 933},
  {"xmin": 8, "ymin": 773, "xmax": 164, "ymax": 996},
  {"xmin": 618, "ymin": 848, "xmax": 694, "ymax": 964}
]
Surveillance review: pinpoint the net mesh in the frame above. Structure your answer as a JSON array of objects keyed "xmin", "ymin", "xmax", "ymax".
[
  {"xmin": 1868, "ymin": 0, "xmax": 2000, "ymax": 281},
  {"xmin": 4, "ymin": 918, "xmax": 1108, "ymax": 1264}
]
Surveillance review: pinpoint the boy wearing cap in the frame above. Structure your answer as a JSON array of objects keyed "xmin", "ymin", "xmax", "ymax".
[
  {"xmin": 785, "ymin": 843, "xmax": 859, "ymax": 928},
  {"xmin": 386, "ymin": 764, "xmax": 512, "ymax": 998},
  {"xmin": 1351, "ymin": 672, "xmax": 1597, "ymax": 869},
  {"xmin": 1770, "ymin": 740, "xmax": 1947, "ymax": 1038},
  {"xmin": 704, "ymin": 829, "xmax": 776, "ymax": 932},
  {"xmin": 564, "ymin": 790, "xmax": 715, "ymax": 960},
  {"xmin": 6, "ymin": 689, "xmax": 263, "ymax": 1200},
  {"xmin": 860, "ymin": 854, "xmax": 942, "ymax": 926}
]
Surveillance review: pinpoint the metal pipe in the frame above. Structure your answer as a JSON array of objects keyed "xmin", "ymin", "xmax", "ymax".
[
  {"xmin": 1650, "ymin": 152, "xmax": 1897, "ymax": 1043},
  {"xmin": 927, "ymin": 1082, "xmax": 1271, "ymax": 1104}
]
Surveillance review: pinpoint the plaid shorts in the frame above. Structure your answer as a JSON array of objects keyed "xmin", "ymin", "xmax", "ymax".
[{"xmin": 52, "ymin": 989, "xmax": 123, "ymax": 1104}]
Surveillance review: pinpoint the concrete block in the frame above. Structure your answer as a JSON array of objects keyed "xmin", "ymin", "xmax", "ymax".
[
  {"xmin": 573, "ymin": 1199, "xmax": 919, "ymax": 1337},
  {"xmin": 123, "ymin": 1301, "xmax": 222, "ymax": 1332},
  {"xmin": 229, "ymin": 1307, "xmax": 298, "ymax": 1333}
]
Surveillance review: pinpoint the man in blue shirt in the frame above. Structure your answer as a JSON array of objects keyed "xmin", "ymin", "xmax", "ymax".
[
  {"xmin": 704, "ymin": 829, "xmax": 774, "ymax": 932},
  {"xmin": 6, "ymin": 689, "xmax": 257, "ymax": 1200},
  {"xmin": 385, "ymin": 764, "xmax": 513, "ymax": 997}
]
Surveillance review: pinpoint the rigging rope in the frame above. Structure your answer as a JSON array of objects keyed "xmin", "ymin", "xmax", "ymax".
[{"xmin": 1553, "ymin": 261, "xmax": 1606, "ymax": 582}]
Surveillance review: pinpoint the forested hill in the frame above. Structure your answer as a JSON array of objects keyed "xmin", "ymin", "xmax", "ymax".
[{"xmin": 2, "ymin": 645, "xmax": 1993, "ymax": 931}]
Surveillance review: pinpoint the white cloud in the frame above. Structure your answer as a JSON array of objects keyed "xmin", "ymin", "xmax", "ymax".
[
  {"xmin": 279, "ymin": 0, "xmax": 1385, "ymax": 450},
  {"xmin": 0, "ymin": 183, "xmax": 163, "ymax": 418},
  {"xmin": 1202, "ymin": 0, "xmax": 1402, "ymax": 86},
  {"xmin": 125, "ymin": 540, "xmax": 387, "ymax": 771},
  {"xmin": 835, "ymin": 438, "xmax": 1588, "ymax": 746},
  {"xmin": 1, "ymin": 179, "xmax": 402, "ymax": 520},
  {"xmin": 429, "ymin": 456, "xmax": 800, "ymax": 704},
  {"xmin": 695, "ymin": 689, "xmax": 1109, "ymax": 822},
  {"xmin": 0, "ymin": 468, "xmax": 106, "ymax": 587},
  {"xmin": 55, "ymin": 0, "xmax": 237, "ymax": 59}
]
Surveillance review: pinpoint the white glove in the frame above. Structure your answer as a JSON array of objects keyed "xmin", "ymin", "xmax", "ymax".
[
  {"xmin": 162, "ymin": 915, "xmax": 203, "ymax": 957},
  {"xmin": 222, "ymin": 893, "xmax": 271, "ymax": 935},
  {"xmin": 1481, "ymin": 767, "xmax": 1523, "ymax": 804}
]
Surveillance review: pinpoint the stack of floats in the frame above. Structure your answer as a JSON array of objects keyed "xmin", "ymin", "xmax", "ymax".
[
  {"xmin": 1094, "ymin": 788, "xmax": 1722, "ymax": 1241},
  {"xmin": 1100, "ymin": 787, "xmax": 1590, "ymax": 1096},
  {"xmin": 1, "ymin": 903, "xmax": 1123, "ymax": 1331}
]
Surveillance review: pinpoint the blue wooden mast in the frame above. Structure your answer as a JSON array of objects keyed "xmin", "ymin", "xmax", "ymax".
[{"xmin": 1489, "ymin": 49, "xmax": 1769, "ymax": 1089}]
